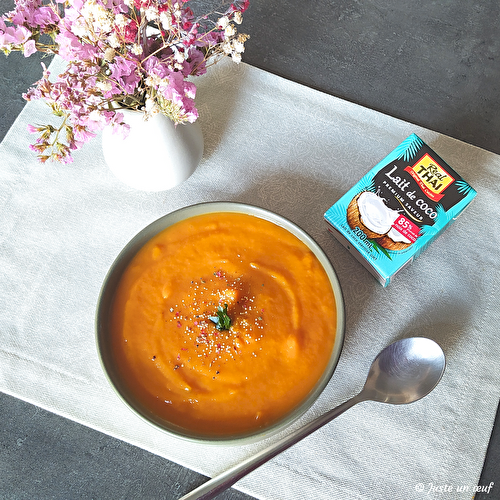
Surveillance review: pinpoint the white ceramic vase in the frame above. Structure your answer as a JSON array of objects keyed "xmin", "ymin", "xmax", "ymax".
[{"xmin": 102, "ymin": 109, "xmax": 204, "ymax": 192}]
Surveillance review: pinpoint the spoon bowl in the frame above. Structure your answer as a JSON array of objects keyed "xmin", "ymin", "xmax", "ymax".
[
  {"xmin": 179, "ymin": 337, "xmax": 446, "ymax": 500},
  {"xmin": 361, "ymin": 337, "xmax": 446, "ymax": 404}
]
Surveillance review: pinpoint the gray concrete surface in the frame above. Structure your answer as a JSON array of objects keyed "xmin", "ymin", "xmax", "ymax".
[{"xmin": 1, "ymin": 0, "xmax": 498, "ymax": 498}]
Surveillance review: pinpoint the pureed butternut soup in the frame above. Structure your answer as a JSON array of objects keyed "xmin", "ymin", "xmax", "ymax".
[{"xmin": 110, "ymin": 212, "xmax": 338, "ymax": 438}]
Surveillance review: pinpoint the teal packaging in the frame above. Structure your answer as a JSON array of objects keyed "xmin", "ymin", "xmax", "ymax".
[{"xmin": 324, "ymin": 134, "xmax": 477, "ymax": 286}]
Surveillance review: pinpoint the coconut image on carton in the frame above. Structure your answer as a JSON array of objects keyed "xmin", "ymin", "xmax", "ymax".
[
  {"xmin": 324, "ymin": 134, "xmax": 477, "ymax": 286},
  {"xmin": 347, "ymin": 192, "xmax": 413, "ymax": 251}
]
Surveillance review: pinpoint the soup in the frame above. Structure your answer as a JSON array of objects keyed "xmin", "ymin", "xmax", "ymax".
[{"xmin": 110, "ymin": 212, "xmax": 338, "ymax": 438}]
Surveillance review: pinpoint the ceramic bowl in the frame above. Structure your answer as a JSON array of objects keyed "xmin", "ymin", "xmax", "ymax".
[{"xmin": 95, "ymin": 202, "xmax": 345, "ymax": 444}]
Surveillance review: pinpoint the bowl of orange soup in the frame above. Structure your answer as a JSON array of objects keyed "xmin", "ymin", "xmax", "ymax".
[{"xmin": 96, "ymin": 202, "xmax": 345, "ymax": 444}]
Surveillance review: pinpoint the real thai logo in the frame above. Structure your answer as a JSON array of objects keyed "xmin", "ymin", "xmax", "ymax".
[{"xmin": 404, "ymin": 153, "xmax": 455, "ymax": 201}]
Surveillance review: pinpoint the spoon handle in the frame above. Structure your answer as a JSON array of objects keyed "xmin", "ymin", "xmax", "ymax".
[{"xmin": 178, "ymin": 393, "xmax": 364, "ymax": 500}]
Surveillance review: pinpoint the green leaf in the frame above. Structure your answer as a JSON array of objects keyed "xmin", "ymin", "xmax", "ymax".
[
  {"xmin": 209, "ymin": 303, "xmax": 232, "ymax": 331},
  {"xmin": 370, "ymin": 240, "xmax": 392, "ymax": 260}
]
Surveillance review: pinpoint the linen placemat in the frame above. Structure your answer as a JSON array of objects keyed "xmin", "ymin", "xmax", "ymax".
[{"xmin": 1, "ymin": 56, "xmax": 499, "ymax": 500}]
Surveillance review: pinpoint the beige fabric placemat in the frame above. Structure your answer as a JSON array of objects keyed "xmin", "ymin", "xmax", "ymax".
[{"xmin": 1, "ymin": 56, "xmax": 499, "ymax": 500}]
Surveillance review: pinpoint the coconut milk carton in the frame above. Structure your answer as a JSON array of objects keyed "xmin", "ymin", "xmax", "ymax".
[{"xmin": 324, "ymin": 134, "xmax": 477, "ymax": 286}]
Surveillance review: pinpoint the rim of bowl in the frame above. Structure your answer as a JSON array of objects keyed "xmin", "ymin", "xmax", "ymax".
[{"xmin": 95, "ymin": 201, "xmax": 345, "ymax": 445}]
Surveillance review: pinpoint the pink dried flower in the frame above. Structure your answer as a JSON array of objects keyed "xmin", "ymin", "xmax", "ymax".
[
  {"xmin": 1, "ymin": 0, "xmax": 251, "ymax": 162},
  {"xmin": 27, "ymin": 124, "xmax": 40, "ymax": 133},
  {"xmin": 0, "ymin": 18, "xmax": 31, "ymax": 49},
  {"xmin": 122, "ymin": 19, "xmax": 138, "ymax": 42},
  {"xmin": 109, "ymin": 55, "xmax": 141, "ymax": 94},
  {"xmin": 23, "ymin": 39, "xmax": 36, "ymax": 56},
  {"xmin": 55, "ymin": 29, "xmax": 99, "ymax": 61},
  {"xmin": 226, "ymin": 0, "xmax": 249, "ymax": 15}
]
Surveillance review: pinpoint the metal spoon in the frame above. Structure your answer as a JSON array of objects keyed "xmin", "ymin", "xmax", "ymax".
[{"xmin": 179, "ymin": 336, "xmax": 446, "ymax": 500}]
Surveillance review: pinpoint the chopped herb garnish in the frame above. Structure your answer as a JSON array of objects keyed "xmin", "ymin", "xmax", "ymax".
[{"xmin": 209, "ymin": 303, "xmax": 232, "ymax": 331}]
